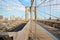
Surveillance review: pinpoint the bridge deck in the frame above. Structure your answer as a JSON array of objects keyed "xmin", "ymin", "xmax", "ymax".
[
  {"xmin": 13, "ymin": 21, "xmax": 54, "ymax": 40},
  {"xmin": 0, "ymin": 21, "xmax": 55, "ymax": 40},
  {"xmin": 38, "ymin": 22, "xmax": 60, "ymax": 40},
  {"xmin": 28, "ymin": 21, "xmax": 54, "ymax": 40}
]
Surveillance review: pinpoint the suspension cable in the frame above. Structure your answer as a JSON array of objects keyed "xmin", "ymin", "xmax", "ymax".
[
  {"xmin": 37, "ymin": 0, "xmax": 60, "ymax": 7},
  {"xmin": 38, "ymin": 12, "xmax": 46, "ymax": 19},
  {"xmin": 38, "ymin": 9, "xmax": 60, "ymax": 19},
  {"xmin": 42, "ymin": 4, "xmax": 60, "ymax": 7},
  {"xmin": 37, "ymin": 0, "xmax": 46, "ymax": 7},
  {"xmin": 37, "ymin": 0, "xmax": 54, "ymax": 7},
  {"xmin": 50, "ymin": 0, "xmax": 51, "ymax": 19},
  {"xmin": 18, "ymin": 0, "xmax": 25, "ymax": 6},
  {"xmin": 35, "ymin": 0, "xmax": 37, "ymax": 40}
]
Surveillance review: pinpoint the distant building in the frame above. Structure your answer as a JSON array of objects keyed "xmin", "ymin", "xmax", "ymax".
[
  {"xmin": 5, "ymin": 17, "xmax": 8, "ymax": 20},
  {"xmin": 10, "ymin": 16, "xmax": 15, "ymax": 20},
  {"xmin": 15, "ymin": 16, "xmax": 21, "ymax": 20},
  {"xmin": 0, "ymin": 15, "xmax": 3, "ymax": 20}
]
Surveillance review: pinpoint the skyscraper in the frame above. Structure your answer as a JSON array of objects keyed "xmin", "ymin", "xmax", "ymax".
[{"xmin": 0, "ymin": 15, "xmax": 3, "ymax": 20}]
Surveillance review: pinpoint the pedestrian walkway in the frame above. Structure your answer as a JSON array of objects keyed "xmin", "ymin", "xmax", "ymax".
[
  {"xmin": 14, "ymin": 21, "xmax": 54, "ymax": 40},
  {"xmin": 0, "ymin": 21, "xmax": 54, "ymax": 40}
]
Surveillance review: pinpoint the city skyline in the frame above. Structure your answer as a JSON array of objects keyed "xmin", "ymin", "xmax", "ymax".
[{"xmin": 0, "ymin": 0, "xmax": 60, "ymax": 19}]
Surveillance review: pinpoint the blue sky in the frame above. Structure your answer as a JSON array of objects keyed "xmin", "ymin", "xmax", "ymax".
[{"xmin": 0, "ymin": 0, "xmax": 60, "ymax": 19}]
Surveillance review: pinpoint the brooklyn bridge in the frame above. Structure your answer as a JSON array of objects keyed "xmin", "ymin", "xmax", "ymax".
[{"xmin": 0, "ymin": 0, "xmax": 60, "ymax": 40}]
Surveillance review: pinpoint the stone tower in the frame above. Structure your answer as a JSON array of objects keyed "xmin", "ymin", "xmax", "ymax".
[{"xmin": 25, "ymin": 7, "xmax": 37, "ymax": 21}]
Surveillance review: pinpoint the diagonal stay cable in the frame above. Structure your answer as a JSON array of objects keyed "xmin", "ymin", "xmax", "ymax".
[
  {"xmin": 37, "ymin": 0, "xmax": 46, "ymax": 7},
  {"xmin": 38, "ymin": 9, "xmax": 60, "ymax": 19},
  {"xmin": 37, "ymin": 0, "xmax": 54, "ymax": 7},
  {"xmin": 38, "ymin": 12, "xmax": 46, "ymax": 19},
  {"xmin": 41, "ymin": 3, "xmax": 60, "ymax": 7},
  {"xmin": 18, "ymin": 0, "xmax": 28, "ymax": 7},
  {"xmin": 18, "ymin": 0, "xmax": 25, "ymax": 6}
]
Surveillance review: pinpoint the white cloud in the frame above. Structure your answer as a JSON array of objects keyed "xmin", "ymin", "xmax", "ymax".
[
  {"xmin": 15, "ymin": 7, "xmax": 25, "ymax": 11},
  {"xmin": 1, "ymin": 0, "xmax": 25, "ymax": 11},
  {"xmin": 6, "ymin": 6, "xmax": 25, "ymax": 11}
]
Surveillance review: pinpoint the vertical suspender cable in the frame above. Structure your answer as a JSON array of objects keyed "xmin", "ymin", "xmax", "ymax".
[
  {"xmin": 56, "ymin": 0, "xmax": 58, "ymax": 20},
  {"xmin": 44, "ymin": 0, "xmax": 45, "ymax": 19},
  {"xmin": 50, "ymin": 0, "xmax": 51, "ymax": 20},
  {"xmin": 35, "ymin": 0, "xmax": 37, "ymax": 40},
  {"xmin": 30, "ymin": 0, "xmax": 34, "ymax": 40}
]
